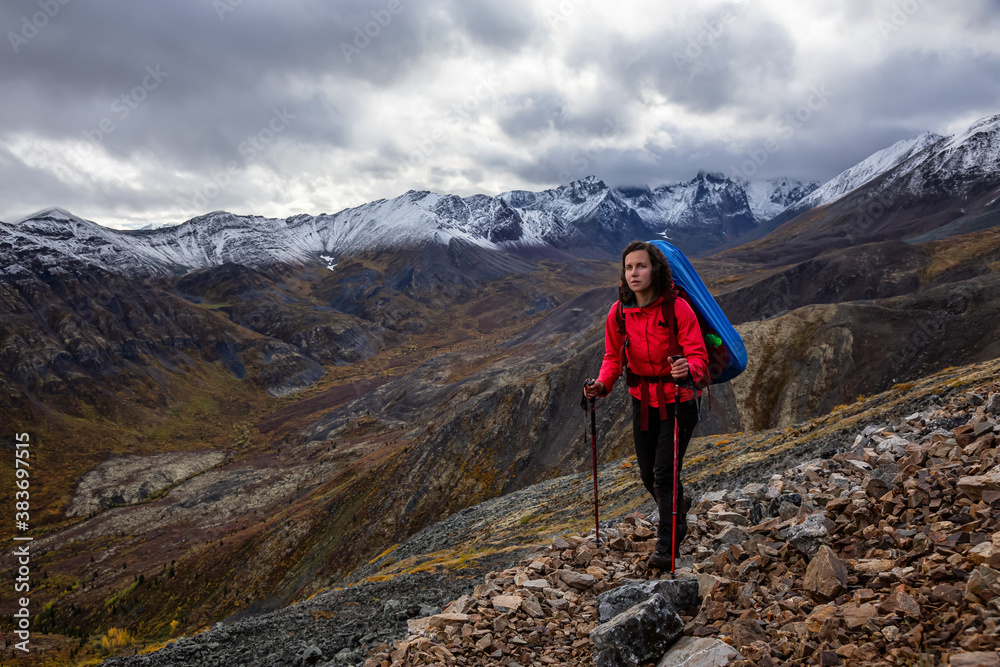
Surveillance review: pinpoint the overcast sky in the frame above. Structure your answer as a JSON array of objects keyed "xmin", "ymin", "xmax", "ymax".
[{"xmin": 1, "ymin": 0, "xmax": 998, "ymax": 228}]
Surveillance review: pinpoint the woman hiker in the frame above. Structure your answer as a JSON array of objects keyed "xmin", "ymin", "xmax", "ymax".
[{"xmin": 583, "ymin": 240, "xmax": 709, "ymax": 570}]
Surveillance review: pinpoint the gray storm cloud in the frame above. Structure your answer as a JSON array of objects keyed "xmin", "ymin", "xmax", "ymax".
[{"xmin": 1, "ymin": 0, "xmax": 998, "ymax": 228}]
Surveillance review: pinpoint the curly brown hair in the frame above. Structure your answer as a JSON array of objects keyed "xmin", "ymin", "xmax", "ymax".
[{"xmin": 618, "ymin": 240, "xmax": 672, "ymax": 304}]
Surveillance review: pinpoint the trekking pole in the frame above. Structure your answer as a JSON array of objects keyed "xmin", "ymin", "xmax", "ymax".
[
  {"xmin": 583, "ymin": 380, "xmax": 600, "ymax": 544},
  {"xmin": 669, "ymin": 356, "xmax": 683, "ymax": 574}
]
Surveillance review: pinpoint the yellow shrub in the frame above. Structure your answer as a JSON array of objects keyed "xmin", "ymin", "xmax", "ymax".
[{"xmin": 100, "ymin": 627, "xmax": 133, "ymax": 652}]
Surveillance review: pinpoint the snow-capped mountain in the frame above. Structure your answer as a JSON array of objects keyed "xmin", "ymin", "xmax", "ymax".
[
  {"xmin": 5, "ymin": 113, "xmax": 999, "ymax": 277},
  {"xmin": 793, "ymin": 131, "xmax": 943, "ymax": 210},
  {"xmin": 740, "ymin": 177, "xmax": 819, "ymax": 221},
  {"xmin": 731, "ymin": 113, "xmax": 1000, "ymax": 263},
  {"xmin": 615, "ymin": 171, "xmax": 754, "ymax": 232},
  {"xmin": 612, "ymin": 171, "xmax": 817, "ymax": 251},
  {"xmin": 873, "ymin": 114, "xmax": 1000, "ymax": 200},
  {"xmin": 1, "ymin": 181, "xmax": 658, "ymax": 276},
  {"xmin": 616, "ymin": 172, "xmax": 816, "ymax": 231}
]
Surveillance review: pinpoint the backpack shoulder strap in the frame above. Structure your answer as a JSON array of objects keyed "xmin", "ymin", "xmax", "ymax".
[
  {"xmin": 616, "ymin": 300, "xmax": 629, "ymax": 372},
  {"xmin": 659, "ymin": 290, "xmax": 682, "ymax": 355}
]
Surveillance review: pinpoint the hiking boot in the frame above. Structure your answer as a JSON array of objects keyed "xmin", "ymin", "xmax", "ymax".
[{"xmin": 646, "ymin": 551, "xmax": 672, "ymax": 570}]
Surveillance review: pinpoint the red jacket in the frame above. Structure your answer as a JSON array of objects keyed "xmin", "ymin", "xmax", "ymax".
[{"xmin": 596, "ymin": 295, "xmax": 709, "ymax": 407}]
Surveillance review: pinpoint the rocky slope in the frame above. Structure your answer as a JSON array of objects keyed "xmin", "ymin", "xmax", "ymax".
[
  {"xmin": 89, "ymin": 357, "xmax": 1000, "ymax": 666},
  {"xmin": 5, "ymin": 229, "xmax": 999, "ymax": 664}
]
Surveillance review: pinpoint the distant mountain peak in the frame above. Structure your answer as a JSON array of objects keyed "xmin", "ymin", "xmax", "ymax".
[
  {"xmin": 11, "ymin": 207, "xmax": 87, "ymax": 225},
  {"xmin": 694, "ymin": 170, "xmax": 728, "ymax": 183},
  {"xmin": 794, "ymin": 131, "xmax": 944, "ymax": 210},
  {"xmin": 942, "ymin": 113, "xmax": 1000, "ymax": 150}
]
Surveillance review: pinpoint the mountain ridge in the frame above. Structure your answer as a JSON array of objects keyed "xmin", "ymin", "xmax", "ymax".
[{"xmin": 7, "ymin": 112, "xmax": 997, "ymax": 278}]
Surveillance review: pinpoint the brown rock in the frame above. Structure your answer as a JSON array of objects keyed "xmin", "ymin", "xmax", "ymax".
[
  {"xmin": 865, "ymin": 476, "xmax": 890, "ymax": 499},
  {"xmin": 493, "ymin": 614, "xmax": 508, "ymax": 633},
  {"xmin": 558, "ymin": 570, "xmax": 595, "ymax": 589},
  {"xmin": 878, "ymin": 589, "xmax": 921, "ymax": 618},
  {"xmin": 958, "ymin": 473, "xmax": 1000, "ymax": 501},
  {"xmin": 836, "ymin": 644, "xmax": 858, "ymax": 659},
  {"xmin": 804, "ymin": 545, "xmax": 848, "ymax": 601},
  {"xmin": 429, "ymin": 612, "xmax": 472, "ymax": 628},
  {"xmin": 609, "ymin": 536, "xmax": 630, "ymax": 551},
  {"xmin": 841, "ymin": 603, "xmax": 877, "ymax": 630},
  {"xmin": 522, "ymin": 597, "xmax": 545, "ymax": 619},
  {"xmin": 631, "ymin": 540, "xmax": 656, "ymax": 554},
  {"xmin": 389, "ymin": 640, "xmax": 411, "ymax": 662},
  {"xmin": 965, "ymin": 565, "xmax": 1000, "ymax": 602},
  {"xmin": 633, "ymin": 525, "xmax": 654, "ymax": 539},
  {"xmin": 547, "ymin": 597, "xmax": 569, "ymax": 611},
  {"xmin": 697, "ymin": 573, "xmax": 736, "ymax": 599},
  {"xmin": 932, "ymin": 583, "xmax": 964, "ymax": 605},
  {"xmin": 443, "ymin": 595, "xmax": 476, "ymax": 614},
  {"xmin": 711, "ymin": 511, "xmax": 749, "ymax": 526},
  {"xmin": 806, "ymin": 605, "xmax": 838, "ymax": 633},
  {"xmin": 552, "ymin": 536, "xmax": 572, "ymax": 550},
  {"xmin": 950, "ymin": 652, "xmax": 1000, "ymax": 667},
  {"xmin": 731, "ymin": 619, "xmax": 767, "ymax": 648},
  {"xmin": 851, "ymin": 558, "xmax": 895, "ymax": 574},
  {"xmin": 853, "ymin": 588, "xmax": 876, "ymax": 602},
  {"xmin": 705, "ymin": 600, "xmax": 728, "ymax": 621},
  {"xmin": 821, "ymin": 650, "xmax": 842, "ymax": 665},
  {"xmin": 825, "ymin": 497, "xmax": 851, "ymax": 514},
  {"xmin": 968, "ymin": 541, "xmax": 1000, "ymax": 567},
  {"xmin": 428, "ymin": 645, "xmax": 454, "ymax": 660},
  {"xmin": 492, "ymin": 596, "xmax": 522, "ymax": 614},
  {"xmin": 407, "ymin": 618, "xmax": 434, "ymax": 636}
]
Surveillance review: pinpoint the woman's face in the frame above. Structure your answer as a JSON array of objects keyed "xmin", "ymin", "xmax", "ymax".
[{"xmin": 624, "ymin": 249, "xmax": 653, "ymax": 296}]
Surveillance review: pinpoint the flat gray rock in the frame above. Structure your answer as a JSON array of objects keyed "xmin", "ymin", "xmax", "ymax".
[{"xmin": 657, "ymin": 635, "xmax": 742, "ymax": 666}]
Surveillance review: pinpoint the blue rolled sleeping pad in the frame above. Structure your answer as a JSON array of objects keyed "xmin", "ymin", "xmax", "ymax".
[{"xmin": 649, "ymin": 239, "xmax": 747, "ymax": 384}]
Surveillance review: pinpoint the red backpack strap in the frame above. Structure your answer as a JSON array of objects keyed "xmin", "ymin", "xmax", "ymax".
[
  {"xmin": 659, "ymin": 291, "xmax": 683, "ymax": 356},
  {"xmin": 616, "ymin": 300, "xmax": 629, "ymax": 373}
]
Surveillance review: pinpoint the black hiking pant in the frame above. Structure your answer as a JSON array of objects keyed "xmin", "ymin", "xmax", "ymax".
[{"xmin": 631, "ymin": 396, "xmax": 699, "ymax": 557}]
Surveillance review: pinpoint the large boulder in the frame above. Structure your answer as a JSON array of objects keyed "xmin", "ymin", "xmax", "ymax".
[
  {"xmin": 590, "ymin": 593, "xmax": 684, "ymax": 667},
  {"xmin": 804, "ymin": 545, "xmax": 848, "ymax": 601},
  {"xmin": 597, "ymin": 578, "xmax": 700, "ymax": 622}
]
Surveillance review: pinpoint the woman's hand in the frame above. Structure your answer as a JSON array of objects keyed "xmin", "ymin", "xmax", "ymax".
[
  {"xmin": 670, "ymin": 356, "xmax": 689, "ymax": 380},
  {"xmin": 583, "ymin": 380, "xmax": 605, "ymax": 399}
]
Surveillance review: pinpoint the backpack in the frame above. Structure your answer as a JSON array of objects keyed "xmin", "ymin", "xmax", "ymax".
[{"xmin": 616, "ymin": 240, "xmax": 746, "ymax": 389}]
